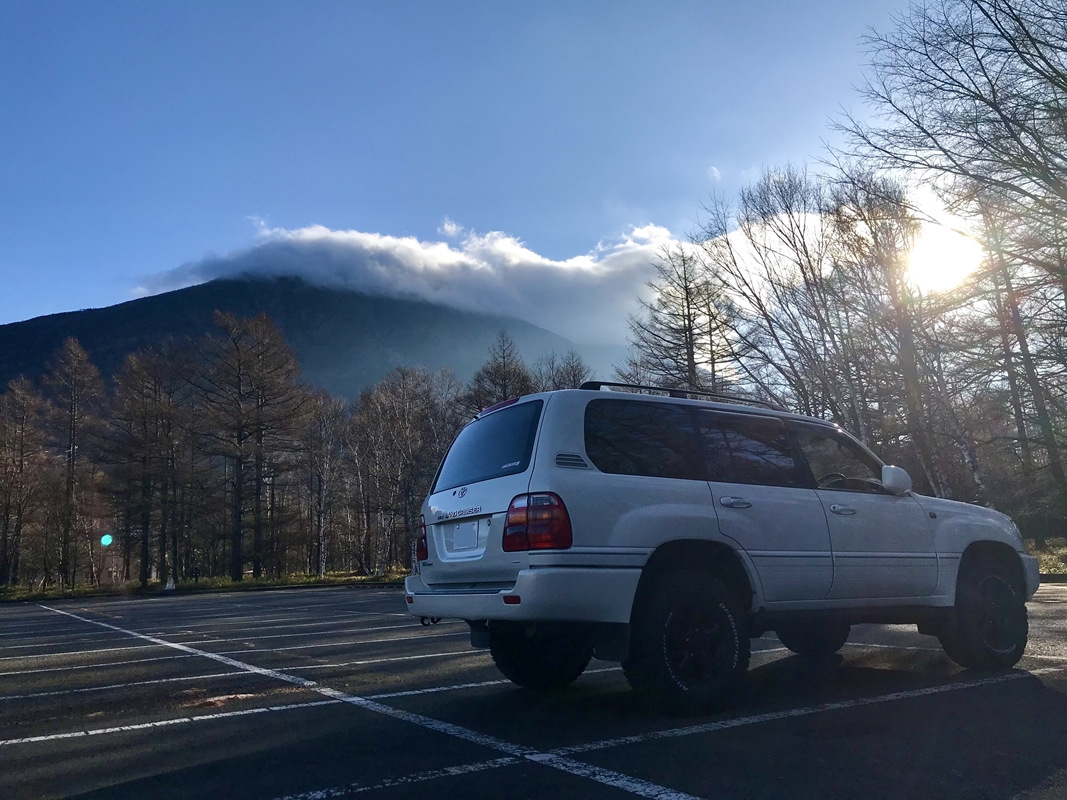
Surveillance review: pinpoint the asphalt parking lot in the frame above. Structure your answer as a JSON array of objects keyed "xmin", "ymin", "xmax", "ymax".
[{"xmin": 1, "ymin": 585, "xmax": 1066, "ymax": 800}]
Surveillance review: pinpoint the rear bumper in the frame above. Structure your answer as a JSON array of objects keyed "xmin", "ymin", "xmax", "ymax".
[
  {"xmin": 1021, "ymin": 553, "xmax": 1041, "ymax": 599},
  {"xmin": 405, "ymin": 567, "xmax": 642, "ymax": 624}
]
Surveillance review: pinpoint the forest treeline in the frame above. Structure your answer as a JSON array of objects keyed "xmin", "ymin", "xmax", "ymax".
[
  {"xmin": 0, "ymin": 321, "xmax": 591, "ymax": 591},
  {"xmin": 618, "ymin": 0, "xmax": 1067, "ymax": 537}
]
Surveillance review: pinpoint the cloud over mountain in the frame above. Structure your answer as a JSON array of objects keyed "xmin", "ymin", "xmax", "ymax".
[{"xmin": 142, "ymin": 222, "xmax": 678, "ymax": 344}]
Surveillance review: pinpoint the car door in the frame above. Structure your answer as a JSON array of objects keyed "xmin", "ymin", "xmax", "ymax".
[
  {"xmin": 576, "ymin": 397, "xmax": 720, "ymax": 552},
  {"xmin": 694, "ymin": 410, "xmax": 833, "ymax": 603},
  {"xmin": 791, "ymin": 422, "xmax": 937, "ymax": 600}
]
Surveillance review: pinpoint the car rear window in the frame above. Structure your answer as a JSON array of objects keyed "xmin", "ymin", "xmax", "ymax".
[
  {"xmin": 695, "ymin": 410, "xmax": 800, "ymax": 487},
  {"xmin": 584, "ymin": 399, "xmax": 702, "ymax": 480},
  {"xmin": 433, "ymin": 400, "xmax": 544, "ymax": 492}
]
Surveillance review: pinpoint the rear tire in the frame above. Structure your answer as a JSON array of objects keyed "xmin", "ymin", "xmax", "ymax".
[
  {"xmin": 775, "ymin": 621, "xmax": 851, "ymax": 658},
  {"xmin": 489, "ymin": 623, "xmax": 593, "ymax": 690},
  {"xmin": 939, "ymin": 556, "xmax": 1028, "ymax": 671},
  {"xmin": 624, "ymin": 571, "xmax": 749, "ymax": 712}
]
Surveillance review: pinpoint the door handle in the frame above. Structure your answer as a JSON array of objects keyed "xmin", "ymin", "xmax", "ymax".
[
  {"xmin": 829, "ymin": 503, "xmax": 856, "ymax": 516},
  {"xmin": 719, "ymin": 496, "xmax": 752, "ymax": 509}
]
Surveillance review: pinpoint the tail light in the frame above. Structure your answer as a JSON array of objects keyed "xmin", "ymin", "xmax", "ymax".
[
  {"xmin": 416, "ymin": 516, "xmax": 428, "ymax": 561},
  {"xmin": 502, "ymin": 493, "xmax": 572, "ymax": 551}
]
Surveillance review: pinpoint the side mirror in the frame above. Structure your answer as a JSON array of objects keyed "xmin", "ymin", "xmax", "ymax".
[{"xmin": 881, "ymin": 465, "xmax": 912, "ymax": 496}]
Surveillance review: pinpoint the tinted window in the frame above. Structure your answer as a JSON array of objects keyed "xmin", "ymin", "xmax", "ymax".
[
  {"xmin": 793, "ymin": 424, "xmax": 884, "ymax": 493},
  {"xmin": 695, "ymin": 411, "xmax": 799, "ymax": 487},
  {"xmin": 434, "ymin": 400, "xmax": 543, "ymax": 492},
  {"xmin": 585, "ymin": 399, "xmax": 701, "ymax": 480}
]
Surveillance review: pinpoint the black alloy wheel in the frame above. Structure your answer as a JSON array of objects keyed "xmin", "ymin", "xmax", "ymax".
[
  {"xmin": 939, "ymin": 556, "xmax": 1027, "ymax": 670},
  {"xmin": 974, "ymin": 573, "xmax": 1027, "ymax": 656},
  {"xmin": 624, "ymin": 571, "xmax": 749, "ymax": 711},
  {"xmin": 663, "ymin": 604, "xmax": 734, "ymax": 689}
]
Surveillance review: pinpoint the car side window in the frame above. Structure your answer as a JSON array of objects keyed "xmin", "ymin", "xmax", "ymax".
[
  {"xmin": 584, "ymin": 399, "xmax": 702, "ymax": 480},
  {"xmin": 793, "ymin": 424, "xmax": 884, "ymax": 493},
  {"xmin": 695, "ymin": 411, "xmax": 800, "ymax": 487}
]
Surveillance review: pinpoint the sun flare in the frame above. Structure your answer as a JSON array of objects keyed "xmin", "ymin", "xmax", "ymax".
[{"xmin": 907, "ymin": 224, "xmax": 984, "ymax": 293}]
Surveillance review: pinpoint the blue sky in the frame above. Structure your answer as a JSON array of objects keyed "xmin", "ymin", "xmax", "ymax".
[{"xmin": 0, "ymin": 0, "xmax": 904, "ymax": 327}]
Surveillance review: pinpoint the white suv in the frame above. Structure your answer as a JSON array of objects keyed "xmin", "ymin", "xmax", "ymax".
[{"xmin": 405, "ymin": 383, "xmax": 1040, "ymax": 708}]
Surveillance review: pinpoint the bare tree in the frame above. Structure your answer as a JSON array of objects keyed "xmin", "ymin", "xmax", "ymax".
[
  {"xmin": 840, "ymin": 0, "xmax": 1067, "ymax": 280},
  {"xmin": 625, "ymin": 244, "xmax": 729, "ymax": 391},
  {"xmin": 0, "ymin": 379, "xmax": 47, "ymax": 586},
  {"xmin": 462, "ymin": 331, "xmax": 535, "ymax": 416},
  {"xmin": 194, "ymin": 313, "xmax": 306, "ymax": 581},
  {"xmin": 302, "ymin": 391, "xmax": 348, "ymax": 577},
  {"xmin": 45, "ymin": 339, "xmax": 102, "ymax": 591},
  {"xmin": 532, "ymin": 350, "xmax": 595, "ymax": 391}
]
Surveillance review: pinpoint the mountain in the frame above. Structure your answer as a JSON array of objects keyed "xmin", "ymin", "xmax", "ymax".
[{"xmin": 0, "ymin": 277, "xmax": 580, "ymax": 398}]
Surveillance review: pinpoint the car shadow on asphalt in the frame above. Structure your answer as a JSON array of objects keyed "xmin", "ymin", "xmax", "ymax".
[{"xmin": 64, "ymin": 662, "xmax": 1067, "ymax": 800}]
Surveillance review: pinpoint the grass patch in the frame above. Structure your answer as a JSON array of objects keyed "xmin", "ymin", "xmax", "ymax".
[
  {"xmin": 1024, "ymin": 538, "xmax": 1067, "ymax": 575},
  {"xmin": 0, "ymin": 571, "xmax": 407, "ymax": 602}
]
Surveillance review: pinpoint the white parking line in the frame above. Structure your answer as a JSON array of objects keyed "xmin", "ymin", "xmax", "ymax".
[
  {"xmin": 0, "ymin": 671, "xmax": 249, "ymax": 702},
  {"xmin": 844, "ymin": 642, "xmax": 941, "ymax": 652},
  {"xmin": 0, "ymin": 632, "xmax": 128, "ymax": 650},
  {"xmin": 270, "ymin": 757, "xmax": 523, "ymax": 799},
  {"xmin": 284, "ymin": 650, "xmax": 489, "ymax": 671},
  {"xmin": 526, "ymin": 753, "xmax": 698, "ymax": 799},
  {"xmin": 0, "ymin": 644, "xmax": 159, "ymax": 663},
  {"xmin": 39, "ymin": 604, "xmax": 1061, "ymax": 800},
  {"xmin": 281, "ymin": 661, "xmax": 1067, "ymax": 799},
  {"xmin": 0, "ymin": 654, "xmax": 197, "ymax": 677},
  {"xmin": 179, "ymin": 622, "xmax": 430, "ymax": 645},
  {"xmin": 551, "ymin": 667, "xmax": 1067, "ymax": 756},
  {"xmin": 19, "ymin": 604, "xmax": 1067, "ymax": 800},
  {"xmin": 0, "ymin": 617, "xmax": 78, "ymax": 631},
  {"xmin": 139, "ymin": 611, "xmax": 368, "ymax": 631},
  {"xmin": 841, "ymin": 642, "xmax": 1067, "ymax": 661},
  {"xmin": 751, "ymin": 645, "xmax": 789, "ymax": 655},
  {"xmin": 215, "ymin": 630, "xmax": 467, "ymax": 655},
  {"xmin": 0, "ymin": 699, "xmax": 343, "ymax": 747},
  {"xmin": 1020, "ymin": 652, "xmax": 1067, "ymax": 662},
  {"xmin": 0, "ymin": 664, "xmax": 618, "ymax": 705},
  {"xmin": 143, "ymin": 614, "xmax": 420, "ymax": 637},
  {"xmin": 365, "ymin": 667, "xmax": 622, "ymax": 700},
  {"xmin": 366, "ymin": 677, "xmax": 513, "ymax": 699},
  {"xmin": 36, "ymin": 604, "xmax": 701, "ymax": 800},
  {"xmin": 254, "ymin": 662, "xmax": 1067, "ymax": 800},
  {"xmin": 125, "ymin": 600, "xmax": 403, "ymax": 628},
  {"xmin": 1031, "ymin": 665, "xmax": 1067, "ymax": 675}
]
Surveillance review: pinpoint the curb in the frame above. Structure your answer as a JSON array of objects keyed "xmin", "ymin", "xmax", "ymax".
[{"xmin": 1040, "ymin": 573, "xmax": 1067, "ymax": 583}]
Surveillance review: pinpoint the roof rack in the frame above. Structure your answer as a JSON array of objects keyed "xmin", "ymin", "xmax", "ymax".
[{"xmin": 578, "ymin": 381, "xmax": 787, "ymax": 412}]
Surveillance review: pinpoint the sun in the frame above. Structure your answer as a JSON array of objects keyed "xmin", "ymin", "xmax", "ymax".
[{"xmin": 907, "ymin": 223, "xmax": 984, "ymax": 293}]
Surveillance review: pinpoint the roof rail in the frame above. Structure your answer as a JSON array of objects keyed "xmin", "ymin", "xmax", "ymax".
[{"xmin": 578, "ymin": 381, "xmax": 787, "ymax": 412}]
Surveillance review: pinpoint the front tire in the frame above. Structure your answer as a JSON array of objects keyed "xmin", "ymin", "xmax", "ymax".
[
  {"xmin": 939, "ymin": 556, "xmax": 1028, "ymax": 670},
  {"xmin": 624, "ymin": 571, "xmax": 749, "ymax": 711},
  {"xmin": 489, "ymin": 623, "xmax": 593, "ymax": 690},
  {"xmin": 775, "ymin": 621, "xmax": 851, "ymax": 658}
]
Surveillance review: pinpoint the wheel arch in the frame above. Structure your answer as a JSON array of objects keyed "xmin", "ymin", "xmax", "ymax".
[
  {"xmin": 958, "ymin": 540, "xmax": 1026, "ymax": 598},
  {"xmin": 634, "ymin": 539, "xmax": 758, "ymax": 617}
]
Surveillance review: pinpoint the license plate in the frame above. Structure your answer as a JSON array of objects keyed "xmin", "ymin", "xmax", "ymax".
[{"xmin": 453, "ymin": 520, "xmax": 479, "ymax": 550}]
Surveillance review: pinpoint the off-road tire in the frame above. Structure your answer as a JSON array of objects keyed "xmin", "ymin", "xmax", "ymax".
[
  {"xmin": 939, "ymin": 556, "xmax": 1028, "ymax": 671},
  {"xmin": 775, "ymin": 621, "xmax": 851, "ymax": 658},
  {"xmin": 624, "ymin": 571, "xmax": 749, "ymax": 711},
  {"xmin": 489, "ymin": 624, "xmax": 593, "ymax": 690}
]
